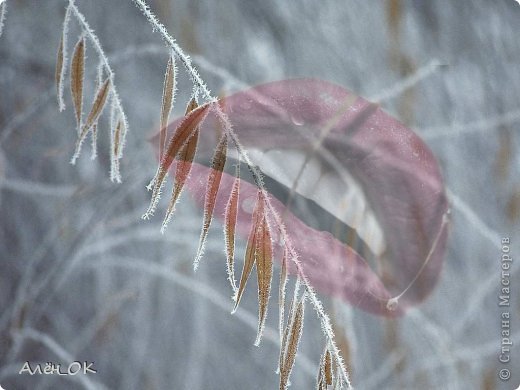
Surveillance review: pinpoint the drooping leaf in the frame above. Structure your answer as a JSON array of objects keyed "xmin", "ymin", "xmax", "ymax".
[
  {"xmin": 224, "ymin": 164, "xmax": 240, "ymax": 293},
  {"xmin": 113, "ymin": 119, "xmax": 123, "ymax": 160},
  {"xmin": 193, "ymin": 133, "xmax": 228, "ymax": 270},
  {"xmin": 83, "ymin": 77, "xmax": 111, "ymax": 133},
  {"xmin": 70, "ymin": 35, "xmax": 85, "ymax": 129},
  {"xmin": 278, "ymin": 246, "xmax": 289, "ymax": 354},
  {"xmin": 159, "ymin": 54, "xmax": 177, "ymax": 160},
  {"xmin": 317, "ymin": 346, "xmax": 333, "ymax": 389},
  {"xmin": 110, "ymin": 117, "xmax": 124, "ymax": 183},
  {"xmin": 254, "ymin": 213, "xmax": 273, "ymax": 346},
  {"xmin": 279, "ymin": 290, "xmax": 292, "ymax": 377},
  {"xmin": 163, "ymin": 96, "xmax": 201, "ymax": 217},
  {"xmin": 185, "ymin": 96, "xmax": 198, "ymax": 115},
  {"xmin": 143, "ymin": 101, "xmax": 210, "ymax": 219},
  {"xmin": 232, "ymin": 190, "xmax": 264, "ymax": 312},
  {"xmin": 90, "ymin": 123, "xmax": 98, "ymax": 159},
  {"xmin": 71, "ymin": 78, "xmax": 111, "ymax": 164},
  {"xmin": 161, "ymin": 126, "xmax": 200, "ymax": 233},
  {"xmin": 55, "ymin": 37, "xmax": 65, "ymax": 110},
  {"xmin": 275, "ymin": 247, "xmax": 290, "ymax": 376},
  {"xmin": 90, "ymin": 63, "xmax": 104, "ymax": 160},
  {"xmin": 279, "ymin": 276, "xmax": 301, "ymax": 375},
  {"xmin": 109, "ymin": 97, "xmax": 128, "ymax": 183},
  {"xmin": 56, "ymin": 5, "xmax": 71, "ymax": 111},
  {"xmin": 280, "ymin": 291, "xmax": 306, "ymax": 390}
]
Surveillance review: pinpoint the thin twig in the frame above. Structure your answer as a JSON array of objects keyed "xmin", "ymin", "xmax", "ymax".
[
  {"xmin": 0, "ymin": 178, "xmax": 76, "ymax": 197},
  {"xmin": 131, "ymin": 0, "xmax": 212, "ymax": 101},
  {"xmin": 446, "ymin": 188, "xmax": 501, "ymax": 249},
  {"xmin": 419, "ymin": 108, "xmax": 520, "ymax": 140}
]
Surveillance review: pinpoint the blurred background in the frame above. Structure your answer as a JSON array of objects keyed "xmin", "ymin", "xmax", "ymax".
[{"xmin": 0, "ymin": 0, "xmax": 519, "ymax": 389}]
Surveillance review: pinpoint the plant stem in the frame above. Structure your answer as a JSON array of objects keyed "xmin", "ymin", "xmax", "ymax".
[{"xmin": 131, "ymin": 0, "xmax": 213, "ymax": 101}]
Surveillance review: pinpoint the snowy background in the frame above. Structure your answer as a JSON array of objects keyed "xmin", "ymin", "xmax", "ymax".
[{"xmin": 0, "ymin": 0, "xmax": 519, "ymax": 389}]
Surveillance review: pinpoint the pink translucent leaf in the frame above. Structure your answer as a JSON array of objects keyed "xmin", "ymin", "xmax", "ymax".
[{"xmin": 152, "ymin": 79, "xmax": 449, "ymax": 316}]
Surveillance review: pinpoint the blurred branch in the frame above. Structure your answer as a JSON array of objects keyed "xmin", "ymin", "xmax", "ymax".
[
  {"xmin": 446, "ymin": 188, "xmax": 502, "ymax": 249},
  {"xmin": 369, "ymin": 59, "xmax": 443, "ymax": 102},
  {"xmin": 407, "ymin": 310, "xmax": 460, "ymax": 389},
  {"xmin": 361, "ymin": 351, "xmax": 404, "ymax": 390},
  {"xmin": 0, "ymin": 178, "xmax": 76, "ymax": 197},
  {"xmin": 420, "ymin": 108, "xmax": 520, "ymax": 140},
  {"xmin": 0, "ymin": 87, "xmax": 53, "ymax": 145},
  {"xmin": 22, "ymin": 171, "xmax": 147, "ymax": 325},
  {"xmin": 453, "ymin": 256, "xmax": 520, "ymax": 335},
  {"xmin": 184, "ymin": 264, "xmax": 209, "ymax": 390},
  {"xmin": 417, "ymin": 330, "xmax": 520, "ymax": 372}
]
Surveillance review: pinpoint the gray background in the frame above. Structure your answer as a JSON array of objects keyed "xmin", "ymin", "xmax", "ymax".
[{"xmin": 0, "ymin": 0, "xmax": 519, "ymax": 389}]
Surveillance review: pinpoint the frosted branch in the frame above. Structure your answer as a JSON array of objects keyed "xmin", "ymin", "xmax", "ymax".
[{"xmin": 130, "ymin": 1, "xmax": 353, "ymax": 387}]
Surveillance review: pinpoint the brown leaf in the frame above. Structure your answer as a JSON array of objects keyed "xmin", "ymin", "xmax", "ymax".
[
  {"xmin": 279, "ymin": 276, "xmax": 301, "ymax": 376},
  {"xmin": 279, "ymin": 297, "xmax": 291, "ymax": 376},
  {"xmin": 90, "ymin": 66, "xmax": 104, "ymax": 160},
  {"xmin": 55, "ymin": 37, "xmax": 65, "ymax": 110},
  {"xmin": 193, "ymin": 133, "xmax": 228, "ymax": 270},
  {"xmin": 185, "ymin": 97, "xmax": 198, "ymax": 115},
  {"xmin": 110, "ymin": 115, "xmax": 126, "ymax": 183},
  {"xmin": 233, "ymin": 190, "xmax": 264, "ymax": 312},
  {"xmin": 159, "ymin": 55, "xmax": 176, "ymax": 160},
  {"xmin": 143, "ymin": 102, "xmax": 210, "ymax": 219},
  {"xmin": 161, "ymin": 126, "xmax": 200, "ymax": 232},
  {"xmin": 70, "ymin": 36, "xmax": 85, "ymax": 128},
  {"xmin": 71, "ymin": 78, "xmax": 111, "ymax": 164},
  {"xmin": 254, "ymin": 214, "xmax": 273, "ymax": 346},
  {"xmin": 83, "ymin": 77, "xmax": 111, "ymax": 133},
  {"xmin": 279, "ymin": 247, "xmax": 288, "ymax": 335},
  {"xmin": 113, "ymin": 119, "xmax": 123, "ymax": 160},
  {"xmin": 224, "ymin": 164, "xmax": 240, "ymax": 293},
  {"xmin": 280, "ymin": 292, "xmax": 306, "ymax": 390},
  {"xmin": 277, "ymin": 246, "xmax": 289, "ymax": 374},
  {"xmin": 90, "ymin": 123, "xmax": 98, "ymax": 159},
  {"xmin": 322, "ymin": 348, "xmax": 333, "ymax": 386}
]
